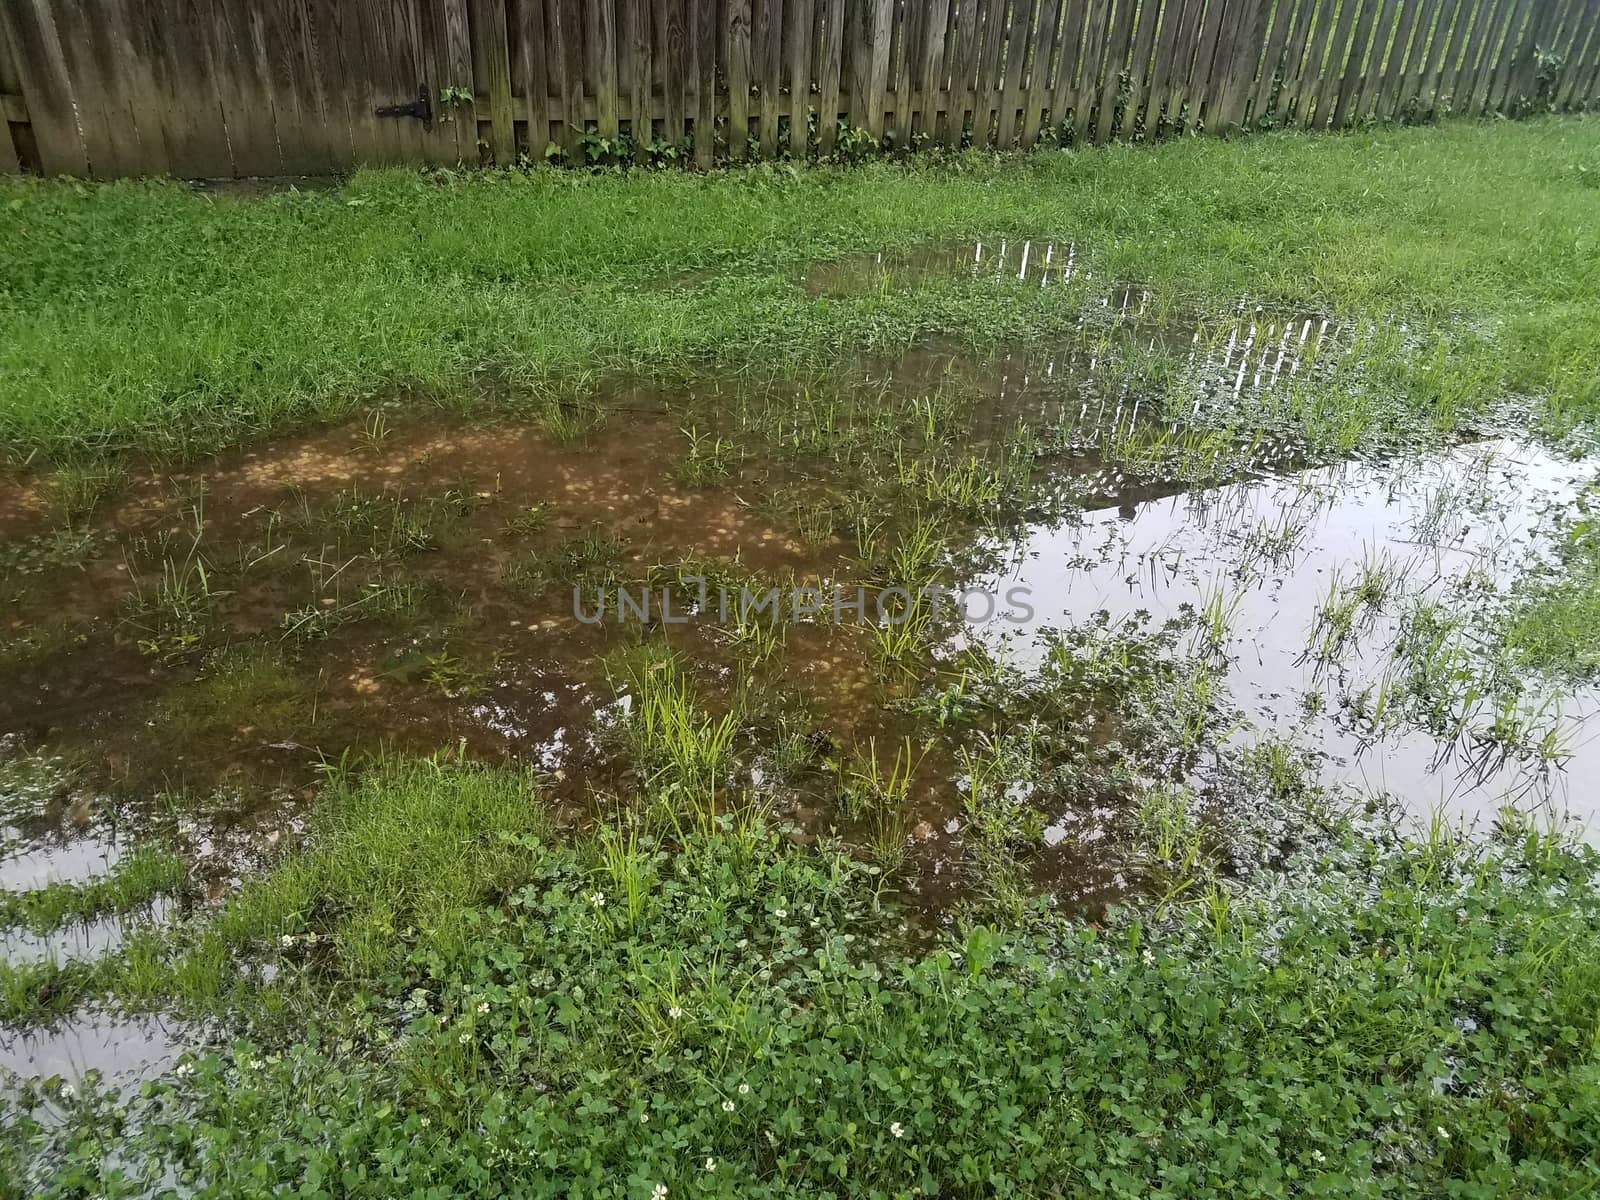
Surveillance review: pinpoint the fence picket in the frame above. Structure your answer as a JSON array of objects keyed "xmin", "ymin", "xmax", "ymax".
[{"xmin": 4, "ymin": 0, "xmax": 1593, "ymax": 177}]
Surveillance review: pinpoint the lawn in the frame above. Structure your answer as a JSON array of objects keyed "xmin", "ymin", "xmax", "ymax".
[{"xmin": 2, "ymin": 117, "xmax": 1600, "ymax": 1199}]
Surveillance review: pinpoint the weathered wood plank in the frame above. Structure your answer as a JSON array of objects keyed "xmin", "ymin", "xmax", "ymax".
[
  {"xmin": 1214, "ymin": 0, "xmax": 1272, "ymax": 128},
  {"xmin": 553, "ymin": 0, "xmax": 583, "ymax": 152},
  {"xmin": 2, "ymin": 0, "xmax": 87, "ymax": 175},
  {"xmin": 728, "ymin": 0, "xmax": 754, "ymax": 155},
  {"xmin": 690, "ymin": 0, "xmax": 712, "ymax": 161},
  {"xmin": 1094, "ymin": 0, "xmax": 1140, "ymax": 141},
  {"xmin": 665, "ymin": 0, "xmax": 691, "ymax": 147},
  {"xmin": 1453, "ymin": 0, "xmax": 1513, "ymax": 114},
  {"xmin": 1555, "ymin": 0, "xmax": 1600, "ymax": 107},
  {"xmin": 1245, "ymin": 0, "xmax": 1299, "ymax": 124},
  {"xmin": 1372, "ymin": 0, "xmax": 1428, "ymax": 119},
  {"xmin": 1331, "ymin": 0, "xmax": 1395, "ymax": 125},
  {"xmin": 591, "ymin": 0, "xmax": 619, "ymax": 137},
  {"xmin": 1308, "ymin": 0, "xmax": 1366, "ymax": 127},
  {"xmin": 1483, "ymin": 0, "xmax": 1535, "ymax": 113},
  {"xmin": 515, "ymin": 0, "xmax": 550, "ymax": 155},
  {"xmin": 0, "ymin": 9, "xmax": 19, "ymax": 172},
  {"xmin": 473, "ymin": 0, "xmax": 517, "ymax": 160},
  {"xmin": 1146, "ymin": 0, "xmax": 1196, "ymax": 129},
  {"xmin": 1188, "ymin": 0, "xmax": 1239, "ymax": 130},
  {"xmin": 59, "ymin": 0, "xmax": 141, "ymax": 175},
  {"xmin": 758, "ymin": 0, "xmax": 785, "ymax": 154},
  {"xmin": 1431, "ymin": 0, "xmax": 1478, "ymax": 111},
  {"xmin": 972, "ymin": 0, "xmax": 1005, "ymax": 143},
  {"xmin": 890, "ymin": 0, "xmax": 912, "ymax": 142},
  {"xmin": 816, "ymin": 0, "xmax": 845, "ymax": 151},
  {"xmin": 787, "ymin": 0, "xmax": 815, "ymax": 153},
  {"xmin": 1119, "ymin": 0, "xmax": 1163, "ymax": 136},
  {"xmin": 953, "ymin": 0, "xmax": 986, "ymax": 144},
  {"xmin": 996, "ymin": 0, "xmax": 1032, "ymax": 145},
  {"xmin": 1020, "ymin": 0, "xmax": 1061, "ymax": 143},
  {"xmin": 1071, "ymin": 0, "xmax": 1111, "ymax": 139}
]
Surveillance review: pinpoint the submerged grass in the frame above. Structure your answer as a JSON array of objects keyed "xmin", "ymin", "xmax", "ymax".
[
  {"xmin": 2, "ymin": 118, "xmax": 1599, "ymax": 461},
  {"xmin": 0, "ymin": 846, "xmax": 184, "ymax": 935}
]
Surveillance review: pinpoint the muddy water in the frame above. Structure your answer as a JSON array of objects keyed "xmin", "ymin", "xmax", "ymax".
[
  {"xmin": 979, "ymin": 439, "xmax": 1599, "ymax": 830},
  {"xmin": 0, "ymin": 282, "xmax": 1591, "ymax": 966}
]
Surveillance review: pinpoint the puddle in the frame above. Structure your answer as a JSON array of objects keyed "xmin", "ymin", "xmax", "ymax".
[
  {"xmin": 978, "ymin": 438, "xmax": 1600, "ymax": 829},
  {"xmin": 0, "ymin": 831, "xmax": 123, "ymax": 891},
  {"xmin": 0, "ymin": 1011, "xmax": 184, "ymax": 1083},
  {"xmin": 805, "ymin": 237, "xmax": 1087, "ymax": 296},
  {"xmin": 0, "ymin": 294, "xmax": 1592, "ymax": 933},
  {"xmin": 0, "ymin": 900, "xmax": 168, "ymax": 966}
]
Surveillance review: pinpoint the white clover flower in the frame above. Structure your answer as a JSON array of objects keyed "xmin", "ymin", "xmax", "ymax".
[
  {"xmin": 703, "ymin": 1157, "xmax": 717, "ymax": 1171},
  {"xmin": 737, "ymin": 1083, "xmax": 750, "ymax": 1095},
  {"xmin": 639, "ymin": 1112, "xmax": 649, "ymax": 1124},
  {"xmin": 1437, "ymin": 1127, "xmax": 1450, "ymax": 1140},
  {"xmin": 651, "ymin": 1185, "xmax": 668, "ymax": 1200},
  {"xmin": 458, "ymin": 1032, "xmax": 470, "ymax": 1044},
  {"xmin": 890, "ymin": 1121, "xmax": 904, "ymax": 1139},
  {"xmin": 59, "ymin": 1083, "xmax": 75, "ymax": 1099},
  {"xmin": 588, "ymin": 891, "xmax": 606, "ymax": 908},
  {"xmin": 721, "ymin": 1099, "xmax": 735, "ymax": 1113},
  {"xmin": 668, "ymin": 1005, "xmax": 684, "ymax": 1020},
  {"xmin": 477, "ymin": 1001, "xmax": 490, "ymax": 1015},
  {"xmin": 174, "ymin": 1062, "xmax": 194, "ymax": 1078},
  {"xmin": 420, "ymin": 1116, "xmax": 430, "ymax": 1128},
  {"xmin": 280, "ymin": 934, "xmax": 294, "ymax": 948},
  {"xmin": 1312, "ymin": 1150, "xmax": 1326, "ymax": 1164}
]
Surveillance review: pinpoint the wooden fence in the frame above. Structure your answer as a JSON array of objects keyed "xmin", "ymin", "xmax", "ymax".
[{"xmin": 1, "ymin": 0, "xmax": 1596, "ymax": 177}]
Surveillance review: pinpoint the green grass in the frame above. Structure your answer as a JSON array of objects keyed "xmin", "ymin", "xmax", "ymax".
[
  {"xmin": 2, "ymin": 117, "xmax": 1598, "ymax": 462},
  {"xmin": 3, "ymin": 759, "xmax": 1598, "ymax": 1197}
]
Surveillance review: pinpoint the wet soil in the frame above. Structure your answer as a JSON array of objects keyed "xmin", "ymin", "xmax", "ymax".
[{"xmin": 2, "ymin": 264, "xmax": 1597, "ymax": 1077}]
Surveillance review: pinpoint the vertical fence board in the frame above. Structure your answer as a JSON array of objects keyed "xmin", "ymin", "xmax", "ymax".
[
  {"xmin": 1022, "ymin": 0, "xmax": 1058, "ymax": 141},
  {"xmin": 995, "ymin": 0, "xmax": 1031, "ymax": 145},
  {"xmin": 816, "ymin": 0, "xmax": 844, "ymax": 150},
  {"xmin": 1120, "ymin": 0, "xmax": 1163, "ymax": 135},
  {"xmin": 759, "ymin": 0, "xmax": 784, "ymax": 153},
  {"xmin": 1334, "ymin": 0, "xmax": 1388, "ymax": 126},
  {"xmin": 728, "ymin": 0, "xmax": 753, "ymax": 154},
  {"xmin": 1382, "ymin": 0, "xmax": 1433, "ymax": 117},
  {"xmin": 1455, "ymin": 0, "xmax": 1511, "ymax": 113},
  {"xmin": 2, "ymin": 0, "xmax": 87, "ymax": 173},
  {"xmin": 1246, "ymin": 0, "xmax": 1297, "ymax": 124},
  {"xmin": 1071, "ymin": 0, "xmax": 1110, "ymax": 138},
  {"xmin": 1480, "ymin": 0, "xmax": 1529, "ymax": 111},
  {"xmin": 954, "ymin": 0, "xmax": 986, "ymax": 142},
  {"xmin": 690, "ymin": 0, "xmax": 712, "ymax": 160},
  {"xmin": 517, "ymin": 0, "xmax": 550, "ymax": 154},
  {"xmin": 1415, "ymin": 0, "xmax": 1461, "ymax": 108},
  {"xmin": 1429, "ymin": 0, "xmax": 1477, "ymax": 112},
  {"xmin": 1146, "ymin": 0, "xmax": 1194, "ymax": 127},
  {"xmin": 653, "ymin": 0, "xmax": 677, "ymax": 147},
  {"xmin": 474, "ymin": 0, "xmax": 516, "ymax": 159},
  {"xmin": 787, "ymin": 0, "xmax": 815, "ymax": 151},
  {"xmin": 1216, "ymin": 0, "xmax": 1271, "ymax": 127},
  {"xmin": 1095, "ymin": 0, "xmax": 1140, "ymax": 140},
  {"xmin": 1558, "ymin": 0, "xmax": 1600, "ymax": 106},
  {"xmin": 1278, "ymin": 0, "xmax": 1326, "ymax": 121}
]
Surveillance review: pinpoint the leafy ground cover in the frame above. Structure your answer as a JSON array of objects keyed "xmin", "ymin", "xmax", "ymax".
[{"xmin": 3, "ymin": 758, "xmax": 1597, "ymax": 1198}]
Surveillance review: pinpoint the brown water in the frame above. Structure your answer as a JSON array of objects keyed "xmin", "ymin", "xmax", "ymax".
[{"xmin": 2, "ymin": 276, "xmax": 1596, "ymax": 1076}]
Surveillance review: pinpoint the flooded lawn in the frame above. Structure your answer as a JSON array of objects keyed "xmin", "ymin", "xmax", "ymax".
[{"xmin": 1, "ymin": 262, "xmax": 1596, "ymax": 1078}]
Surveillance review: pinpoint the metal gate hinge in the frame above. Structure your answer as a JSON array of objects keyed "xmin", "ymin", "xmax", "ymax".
[{"xmin": 376, "ymin": 87, "xmax": 432, "ymax": 126}]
